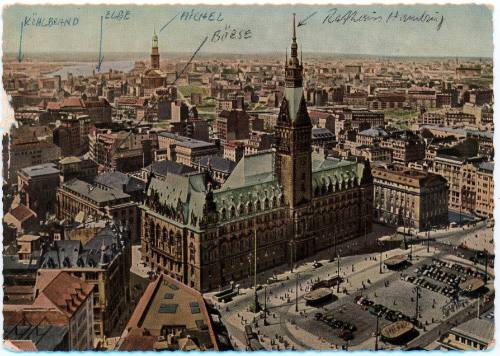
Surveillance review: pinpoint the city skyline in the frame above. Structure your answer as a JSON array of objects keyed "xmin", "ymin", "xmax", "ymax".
[{"xmin": 3, "ymin": 4, "xmax": 493, "ymax": 58}]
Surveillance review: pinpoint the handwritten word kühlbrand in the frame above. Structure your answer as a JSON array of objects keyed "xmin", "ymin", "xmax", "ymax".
[
  {"xmin": 180, "ymin": 9, "xmax": 224, "ymax": 22},
  {"xmin": 322, "ymin": 8, "xmax": 444, "ymax": 31},
  {"xmin": 104, "ymin": 10, "xmax": 131, "ymax": 21},
  {"xmin": 23, "ymin": 13, "xmax": 79, "ymax": 27},
  {"xmin": 211, "ymin": 25, "xmax": 252, "ymax": 43}
]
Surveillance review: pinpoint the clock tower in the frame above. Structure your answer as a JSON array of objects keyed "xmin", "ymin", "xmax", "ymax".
[
  {"xmin": 151, "ymin": 29, "xmax": 160, "ymax": 70},
  {"xmin": 275, "ymin": 13, "xmax": 312, "ymax": 208}
]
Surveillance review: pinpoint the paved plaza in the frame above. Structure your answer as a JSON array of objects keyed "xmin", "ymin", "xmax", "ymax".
[{"xmin": 206, "ymin": 222, "xmax": 495, "ymax": 351}]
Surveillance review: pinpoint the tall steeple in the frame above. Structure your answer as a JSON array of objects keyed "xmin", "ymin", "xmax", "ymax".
[
  {"xmin": 274, "ymin": 13, "xmax": 312, "ymax": 208},
  {"xmin": 151, "ymin": 29, "xmax": 160, "ymax": 70},
  {"xmin": 285, "ymin": 13, "xmax": 303, "ymax": 88}
]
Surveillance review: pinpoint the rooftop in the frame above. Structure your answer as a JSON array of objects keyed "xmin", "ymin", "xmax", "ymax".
[
  {"xmin": 95, "ymin": 171, "xmax": 145, "ymax": 194},
  {"xmin": 159, "ymin": 132, "xmax": 216, "ymax": 149},
  {"xmin": 20, "ymin": 163, "xmax": 60, "ymax": 178},
  {"xmin": 143, "ymin": 160, "xmax": 196, "ymax": 177},
  {"xmin": 194, "ymin": 155, "xmax": 237, "ymax": 174},
  {"xmin": 62, "ymin": 178, "xmax": 130, "ymax": 203},
  {"xmin": 117, "ymin": 274, "xmax": 218, "ymax": 351},
  {"xmin": 451, "ymin": 318, "xmax": 494, "ymax": 345}
]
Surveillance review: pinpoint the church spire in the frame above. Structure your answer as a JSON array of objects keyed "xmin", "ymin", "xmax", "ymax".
[
  {"xmin": 285, "ymin": 13, "xmax": 303, "ymax": 88},
  {"xmin": 151, "ymin": 29, "xmax": 160, "ymax": 69}
]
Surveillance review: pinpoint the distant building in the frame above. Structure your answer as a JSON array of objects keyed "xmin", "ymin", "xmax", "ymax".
[
  {"xmin": 380, "ymin": 131, "xmax": 425, "ymax": 164},
  {"xmin": 432, "ymin": 154, "xmax": 493, "ymax": 218},
  {"xmin": 6, "ymin": 134, "xmax": 60, "ymax": 184},
  {"xmin": 311, "ymin": 127, "xmax": 336, "ymax": 148},
  {"xmin": 59, "ymin": 156, "xmax": 98, "ymax": 183},
  {"xmin": 372, "ymin": 165, "xmax": 448, "ymax": 231},
  {"xmin": 244, "ymin": 131, "xmax": 273, "ymax": 155},
  {"xmin": 223, "ymin": 141, "xmax": 245, "ymax": 162},
  {"xmin": 345, "ymin": 108, "xmax": 385, "ymax": 129},
  {"xmin": 158, "ymin": 132, "xmax": 218, "ymax": 167},
  {"xmin": 88, "ymin": 128, "xmax": 152, "ymax": 173},
  {"xmin": 17, "ymin": 162, "xmax": 60, "ymax": 220},
  {"xmin": 356, "ymin": 127, "xmax": 388, "ymax": 146},
  {"xmin": 53, "ymin": 115, "xmax": 91, "ymax": 157},
  {"xmin": 215, "ymin": 110, "xmax": 250, "ymax": 144},
  {"xmin": 56, "ymin": 179, "xmax": 139, "ymax": 242}
]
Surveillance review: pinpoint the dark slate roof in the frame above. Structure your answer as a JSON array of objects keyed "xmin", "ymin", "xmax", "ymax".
[
  {"xmin": 62, "ymin": 178, "xmax": 130, "ymax": 203},
  {"xmin": 144, "ymin": 160, "xmax": 196, "ymax": 177},
  {"xmin": 194, "ymin": 156, "xmax": 237, "ymax": 174},
  {"xmin": 478, "ymin": 161, "xmax": 494, "ymax": 172},
  {"xmin": 158, "ymin": 132, "xmax": 215, "ymax": 149},
  {"xmin": 4, "ymin": 325, "xmax": 68, "ymax": 351},
  {"xmin": 40, "ymin": 225, "xmax": 126, "ymax": 269},
  {"xmin": 3, "ymin": 254, "xmax": 41, "ymax": 272},
  {"xmin": 312, "ymin": 127, "xmax": 335, "ymax": 139},
  {"xmin": 95, "ymin": 171, "xmax": 145, "ymax": 194}
]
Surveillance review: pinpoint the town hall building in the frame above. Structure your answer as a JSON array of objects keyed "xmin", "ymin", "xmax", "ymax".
[{"xmin": 139, "ymin": 16, "xmax": 374, "ymax": 292}]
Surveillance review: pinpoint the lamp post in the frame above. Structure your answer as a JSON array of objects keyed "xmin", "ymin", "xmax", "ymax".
[
  {"xmin": 375, "ymin": 312, "xmax": 381, "ymax": 351},
  {"xmin": 295, "ymin": 272, "xmax": 299, "ymax": 312},
  {"xmin": 415, "ymin": 286, "xmax": 420, "ymax": 320},
  {"xmin": 264, "ymin": 283, "xmax": 268, "ymax": 325},
  {"xmin": 379, "ymin": 247, "xmax": 383, "ymax": 274},
  {"xmin": 251, "ymin": 227, "xmax": 261, "ymax": 313},
  {"xmin": 337, "ymin": 254, "xmax": 341, "ymax": 293},
  {"xmin": 427, "ymin": 226, "xmax": 430, "ymax": 253}
]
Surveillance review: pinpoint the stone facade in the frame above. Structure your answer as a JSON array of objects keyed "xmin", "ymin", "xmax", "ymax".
[
  {"xmin": 372, "ymin": 165, "xmax": 448, "ymax": 231},
  {"xmin": 139, "ymin": 18, "xmax": 373, "ymax": 292}
]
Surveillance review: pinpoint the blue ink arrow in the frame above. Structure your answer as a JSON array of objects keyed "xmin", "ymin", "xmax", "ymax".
[
  {"xmin": 17, "ymin": 20, "xmax": 24, "ymax": 63},
  {"xmin": 297, "ymin": 11, "xmax": 317, "ymax": 27},
  {"xmin": 159, "ymin": 13, "xmax": 179, "ymax": 33},
  {"xmin": 96, "ymin": 16, "xmax": 104, "ymax": 71},
  {"xmin": 173, "ymin": 36, "xmax": 208, "ymax": 83}
]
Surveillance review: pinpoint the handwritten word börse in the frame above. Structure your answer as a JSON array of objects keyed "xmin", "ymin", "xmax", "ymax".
[
  {"xmin": 211, "ymin": 25, "xmax": 252, "ymax": 43},
  {"xmin": 23, "ymin": 14, "xmax": 79, "ymax": 27}
]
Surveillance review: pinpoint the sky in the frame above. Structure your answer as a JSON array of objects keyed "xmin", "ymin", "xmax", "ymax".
[{"xmin": 1, "ymin": 4, "xmax": 494, "ymax": 58}]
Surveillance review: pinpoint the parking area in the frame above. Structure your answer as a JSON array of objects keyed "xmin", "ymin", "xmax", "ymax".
[{"xmin": 297, "ymin": 301, "xmax": 387, "ymax": 347}]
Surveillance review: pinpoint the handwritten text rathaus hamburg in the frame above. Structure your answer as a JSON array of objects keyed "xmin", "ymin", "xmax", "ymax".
[{"xmin": 323, "ymin": 8, "xmax": 445, "ymax": 31}]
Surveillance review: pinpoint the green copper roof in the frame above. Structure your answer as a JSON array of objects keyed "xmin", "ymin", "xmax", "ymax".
[
  {"xmin": 221, "ymin": 151, "xmax": 275, "ymax": 190},
  {"xmin": 144, "ymin": 172, "xmax": 208, "ymax": 230},
  {"xmin": 311, "ymin": 151, "xmax": 363, "ymax": 191},
  {"xmin": 284, "ymin": 87, "xmax": 306, "ymax": 123}
]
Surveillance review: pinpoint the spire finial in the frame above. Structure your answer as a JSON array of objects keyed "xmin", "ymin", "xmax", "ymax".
[{"xmin": 292, "ymin": 13, "xmax": 296, "ymax": 41}]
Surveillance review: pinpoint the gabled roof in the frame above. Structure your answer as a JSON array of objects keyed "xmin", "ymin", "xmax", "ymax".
[
  {"xmin": 5, "ymin": 204, "xmax": 36, "ymax": 223},
  {"xmin": 194, "ymin": 156, "xmax": 236, "ymax": 174},
  {"xmin": 221, "ymin": 151, "xmax": 274, "ymax": 190},
  {"xmin": 145, "ymin": 172, "xmax": 208, "ymax": 229},
  {"xmin": 33, "ymin": 270, "xmax": 93, "ymax": 318},
  {"xmin": 283, "ymin": 86, "xmax": 310, "ymax": 125},
  {"xmin": 144, "ymin": 160, "xmax": 196, "ymax": 177},
  {"xmin": 95, "ymin": 171, "xmax": 145, "ymax": 194}
]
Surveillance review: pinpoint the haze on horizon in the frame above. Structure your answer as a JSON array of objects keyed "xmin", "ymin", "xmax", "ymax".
[{"xmin": 2, "ymin": 4, "xmax": 493, "ymax": 58}]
